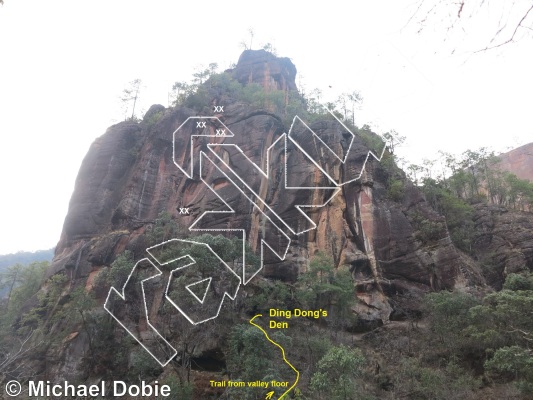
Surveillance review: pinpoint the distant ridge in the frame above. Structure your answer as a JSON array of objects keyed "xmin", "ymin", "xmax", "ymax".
[{"xmin": 0, "ymin": 248, "xmax": 55, "ymax": 271}]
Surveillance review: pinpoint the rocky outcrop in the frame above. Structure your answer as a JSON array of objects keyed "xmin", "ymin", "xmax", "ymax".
[
  {"xmin": 497, "ymin": 142, "xmax": 533, "ymax": 182},
  {"xmin": 230, "ymin": 49, "xmax": 297, "ymax": 92},
  {"xmin": 472, "ymin": 203, "xmax": 533, "ymax": 289}
]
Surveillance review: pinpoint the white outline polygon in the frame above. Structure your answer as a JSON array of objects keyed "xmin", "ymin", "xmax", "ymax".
[
  {"xmin": 160, "ymin": 239, "xmax": 241, "ymax": 325},
  {"xmin": 103, "ymin": 258, "xmax": 178, "ymax": 367},
  {"xmin": 195, "ymin": 150, "xmax": 292, "ymax": 285},
  {"xmin": 186, "ymin": 277, "xmax": 212, "ymax": 304},
  {"xmin": 286, "ymin": 109, "xmax": 387, "ymax": 186},
  {"xmin": 208, "ymin": 133, "xmax": 340, "ymax": 237},
  {"xmin": 172, "ymin": 117, "xmax": 235, "ymax": 179}
]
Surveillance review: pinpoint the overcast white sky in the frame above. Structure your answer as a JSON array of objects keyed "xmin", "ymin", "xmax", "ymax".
[{"xmin": 0, "ymin": 0, "xmax": 532, "ymax": 254}]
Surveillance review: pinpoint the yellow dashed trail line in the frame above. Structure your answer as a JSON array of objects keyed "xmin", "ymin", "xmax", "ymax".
[{"xmin": 249, "ymin": 314, "xmax": 300, "ymax": 400}]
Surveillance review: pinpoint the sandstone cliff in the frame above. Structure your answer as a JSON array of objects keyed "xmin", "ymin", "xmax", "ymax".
[
  {"xmin": 20, "ymin": 50, "xmax": 496, "ymax": 390},
  {"xmin": 472, "ymin": 203, "xmax": 533, "ymax": 289},
  {"xmin": 50, "ymin": 50, "xmax": 475, "ymax": 326},
  {"xmin": 497, "ymin": 142, "xmax": 533, "ymax": 182}
]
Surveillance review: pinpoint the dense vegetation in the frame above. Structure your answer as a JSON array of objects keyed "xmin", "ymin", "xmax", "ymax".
[
  {"xmin": 167, "ymin": 62, "xmax": 386, "ymax": 156},
  {"xmin": 410, "ymin": 150, "xmax": 533, "ymax": 253},
  {"xmin": 3, "ymin": 251, "xmax": 532, "ymax": 398}
]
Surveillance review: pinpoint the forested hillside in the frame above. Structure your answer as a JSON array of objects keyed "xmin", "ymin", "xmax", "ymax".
[
  {"xmin": 0, "ymin": 249, "xmax": 54, "ymax": 298},
  {"xmin": 0, "ymin": 249, "xmax": 54, "ymax": 271}
]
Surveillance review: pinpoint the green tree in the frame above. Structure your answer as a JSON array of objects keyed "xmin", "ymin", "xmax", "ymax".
[
  {"xmin": 505, "ymin": 172, "xmax": 533, "ymax": 210},
  {"xmin": 261, "ymin": 42, "xmax": 277, "ymax": 55},
  {"xmin": 227, "ymin": 324, "xmax": 292, "ymax": 399},
  {"xmin": 381, "ymin": 130, "xmax": 406, "ymax": 156},
  {"xmin": 297, "ymin": 252, "xmax": 356, "ymax": 331},
  {"xmin": 407, "ymin": 163, "xmax": 424, "ymax": 185},
  {"xmin": 157, "ymin": 374, "xmax": 193, "ymax": 400},
  {"xmin": 93, "ymin": 250, "xmax": 135, "ymax": 295},
  {"xmin": 0, "ymin": 261, "xmax": 48, "ymax": 340},
  {"xmin": 424, "ymin": 291, "xmax": 479, "ymax": 349},
  {"xmin": 465, "ymin": 289, "xmax": 533, "ymax": 350},
  {"xmin": 1, "ymin": 261, "xmax": 48, "ymax": 319},
  {"xmin": 503, "ymin": 272, "xmax": 533, "ymax": 291},
  {"xmin": 419, "ymin": 177, "xmax": 475, "ymax": 252},
  {"xmin": 387, "ymin": 179, "xmax": 405, "ymax": 202},
  {"xmin": 485, "ymin": 346, "xmax": 533, "ymax": 393},
  {"xmin": 391, "ymin": 357, "xmax": 479, "ymax": 400},
  {"xmin": 170, "ymin": 81, "xmax": 193, "ymax": 106},
  {"xmin": 0, "ymin": 263, "xmax": 23, "ymax": 311},
  {"xmin": 310, "ymin": 345, "xmax": 365, "ymax": 400},
  {"xmin": 147, "ymin": 211, "xmax": 184, "ymax": 244},
  {"xmin": 244, "ymin": 279, "xmax": 293, "ymax": 315}
]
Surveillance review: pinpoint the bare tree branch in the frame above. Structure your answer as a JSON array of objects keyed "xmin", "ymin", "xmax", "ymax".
[
  {"xmin": 410, "ymin": 0, "xmax": 533, "ymax": 52},
  {"xmin": 475, "ymin": 3, "xmax": 533, "ymax": 52},
  {"xmin": 458, "ymin": 1, "xmax": 465, "ymax": 18},
  {"xmin": 506, "ymin": 326, "xmax": 533, "ymax": 342},
  {"xmin": 0, "ymin": 331, "xmax": 43, "ymax": 379}
]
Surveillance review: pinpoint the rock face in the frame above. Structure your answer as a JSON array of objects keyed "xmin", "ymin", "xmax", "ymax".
[
  {"xmin": 472, "ymin": 204, "xmax": 533, "ymax": 289},
  {"xmin": 497, "ymin": 142, "xmax": 533, "ymax": 182},
  {"xmin": 230, "ymin": 49, "xmax": 297, "ymax": 92},
  {"xmin": 50, "ymin": 50, "xmax": 473, "ymax": 328}
]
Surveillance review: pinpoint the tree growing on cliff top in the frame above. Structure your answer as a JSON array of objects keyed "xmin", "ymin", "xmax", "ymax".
[
  {"xmin": 239, "ymin": 28, "xmax": 255, "ymax": 50},
  {"xmin": 121, "ymin": 78, "xmax": 142, "ymax": 121},
  {"xmin": 381, "ymin": 130, "xmax": 406, "ymax": 156}
]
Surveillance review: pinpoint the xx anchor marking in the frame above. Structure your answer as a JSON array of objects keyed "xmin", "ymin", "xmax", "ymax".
[
  {"xmin": 214, "ymin": 105, "xmax": 224, "ymax": 112},
  {"xmin": 196, "ymin": 121, "xmax": 207, "ymax": 128},
  {"xmin": 179, "ymin": 208, "xmax": 190, "ymax": 215}
]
